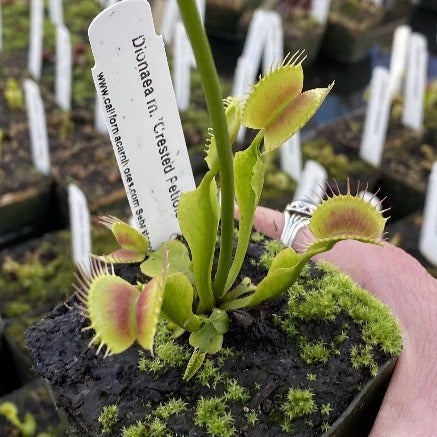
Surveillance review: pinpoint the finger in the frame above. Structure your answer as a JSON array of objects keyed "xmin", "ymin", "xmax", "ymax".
[{"xmin": 252, "ymin": 206, "xmax": 284, "ymax": 240}]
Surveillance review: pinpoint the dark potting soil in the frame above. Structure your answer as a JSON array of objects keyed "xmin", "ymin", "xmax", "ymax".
[
  {"xmin": 9, "ymin": 103, "xmax": 128, "ymax": 213},
  {"xmin": 26, "ymin": 234, "xmax": 399, "ymax": 437}
]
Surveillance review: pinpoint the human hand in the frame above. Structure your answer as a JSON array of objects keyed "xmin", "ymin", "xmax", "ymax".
[{"xmin": 249, "ymin": 206, "xmax": 437, "ymax": 437}]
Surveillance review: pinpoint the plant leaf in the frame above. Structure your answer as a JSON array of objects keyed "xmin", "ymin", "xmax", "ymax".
[
  {"xmin": 161, "ymin": 273, "xmax": 202, "ymax": 332},
  {"xmin": 242, "ymin": 58, "xmax": 304, "ymax": 129},
  {"xmin": 98, "ymin": 216, "xmax": 149, "ymax": 263},
  {"xmin": 309, "ymin": 192, "xmax": 386, "ymax": 242},
  {"xmin": 184, "ymin": 350, "xmax": 206, "ymax": 381},
  {"xmin": 206, "ymin": 97, "xmax": 242, "ymax": 172},
  {"xmin": 189, "ymin": 322, "xmax": 223, "ymax": 354},
  {"xmin": 220, "ymin": 248, "xmax": 304, "ymax": 310},
  {"xmin": 136, "ymin": 274, "xmax": 166, "ymax": 353},
  {"xmin": 209, "ymin": 308, "xmax": 230, "ymax": 334},
  {"xmin": 86, "ymin": 275, "xmax": 139, "ymax": 354},
  {"xmin": 100, "ymin": 249, "xmax": 146, "ymax": 264},
  {"xmin": 224, "ymin": 137, "xmax": 265, "ymax": 293},
  {"xmin": 141, "ymin": 240, "xmax": 192, "ymax": 280},
  {"xmin": 264, "ymin": 84, "xmax": 334, "ymax": 152},
  {"xmin": 178, "ymin": 172, "xmax": 219, "ymax": 312}
]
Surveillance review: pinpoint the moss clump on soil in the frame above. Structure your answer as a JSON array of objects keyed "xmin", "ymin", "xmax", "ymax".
[
  {"xmin": 331, "ymin": 0, "xmax": 381, "ymax": 23},
  {"xmin": 302, "ymin": 136, "xmax": 368, "ymax": 181},
  {"xmin": 98, "ymin": 404, "xmax": 119, "ymax": 434},
  {"xmin": 277, "ymin": 262, "xmax": 402, "ymax": 365},
  {"xmin": 109, "ymin": 262, "xmax": 401, "ymax": 436}
]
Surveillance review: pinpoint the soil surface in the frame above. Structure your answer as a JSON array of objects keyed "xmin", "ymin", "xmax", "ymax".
[{"xmin": 27, "ymin": 235, "xmax": 397, "ymax": 437}]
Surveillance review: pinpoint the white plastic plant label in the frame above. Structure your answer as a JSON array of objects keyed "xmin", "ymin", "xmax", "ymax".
[
  {"xmin": 388, "ymin": 25, "xmax": 411, "ymax": 97},
  {"xmin": 48, "ymin": 0, "xmax": 64, "ymax": 26},
  {"xmin": 28, "ymin": 0, "xmax": 43, "ymax": 79},
  {"xmin": 94, "ymin": 94, "xmax": 108, "ymax": 134},
  {"xmin": 68, "ymin": 184, "xmax": 92, "ymax": 275},
  {"xmin": 402, "ymin": 33, "xmax": 428, "ymax": 131},
  {"xmin": 23, "ymin": 79, "xmax": 51, "ymax": 175},
  {"xmin": 174, "ymin": 21, "xmax": 191, "ymax": 110},
  {"xmin": 359, "ymin": 66, "xmax": 391, "ymax": 167},
  {"xmin": 263, "ymin": 11, "xmax": 283, "ymax": 75},
  {"xmin": 161, "ymin": 0, "xmax": 178, "ymax": 44},
  {"xmin": 311, "ymin": 0, "xmax": 332, "ymax": 25},
  {"xmin": 55, "ymin": 25, "xmax": 72, "ymax": 111},
  {"xmin": 293, "ymin": 160, "xmax": 327, "ymax": 204},
  {"xmin": 89, "ymin": 0, "xmax": 195, "ymax": 249},
  {"xmin": 280, "ymin": 132, "xmax": 302, "ymax": 182},
  {"xmin": 358, "ymin": 190, "xmax": 382, "ymax": 211},
  {"xmin": 243, "ymin": 9, "xmax": 268, "ymax": 70},
  {"xmin": 419, "ymin": 162, "xmax": 437, "ymax": 266}
]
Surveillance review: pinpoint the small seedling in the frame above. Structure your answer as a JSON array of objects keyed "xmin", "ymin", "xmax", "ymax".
[{"xmin": 0, "ymin": 402, "xmax": 36, "ymax": 437}]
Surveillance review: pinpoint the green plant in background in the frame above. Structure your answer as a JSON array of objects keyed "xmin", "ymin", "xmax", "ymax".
[
  {"xmin": 0, "ymin": 402, "xmax": 36, "ymax": 437},
  {"xmin": 4, "ymin": 78, "xmax": 24, "ymax": 110},
  {"xmin": 76, "ymin": 0, "xmax": 388, "ymax": 379}
]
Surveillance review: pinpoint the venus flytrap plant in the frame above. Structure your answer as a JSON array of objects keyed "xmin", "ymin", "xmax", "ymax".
[{"xmin": 75, "ymin": 0, "xmax": 388, "ymax": 379}]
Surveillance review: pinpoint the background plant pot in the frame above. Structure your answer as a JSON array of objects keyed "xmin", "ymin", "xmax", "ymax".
[
  {"xmin": 205, "ymin": 0, "xmax": 262, "ymax": 40},
  {"xmin": 321, "ymin": 0, "xmax": 384, "ymax": 63},
  {"xmin": 386, "ymin": 212, "xmax": 437, "ymax": 278},
  {"xmin": 27, "ymin": 240, "xmax": 401, "ymax": 436},
  {"xmin": 325, "ymin": 357, "xmax": 397, "ymax": 437},
  {"xmin": 0, "ymin": 228, "xmax": 118, "ymax": 384},
  {"xmin": 418, "ymin": 0, "xmax": 437, "ymax": 12}
]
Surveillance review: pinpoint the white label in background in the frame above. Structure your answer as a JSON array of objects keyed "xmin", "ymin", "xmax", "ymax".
[
  {"xmin": 55, "ymin": 25, "xmax": 72, "ymax": 111},
  {"xmin": 68, "ymin": 184, "xmax": 92, "ymax": 275},
  {"xmin": 419, "ymin": 162, "xmax": 437, "ymax": 266},
  {"xmin": 311, "ymin": 0, "xmax": 332, "ymax": 25},
  {"xmin": 48, "ymin": 0, "xmax": 64, "ymax": 26},
  {"xmin": 232, "ymin": 57, "xmax": 257, "ymax": 143},
  {"xmin": 388, "ymin": 25, "xmax": 411, "ymax": 97},
  {"xmin": 280, "ymin": 132, "xmax": 302, "ymax": 182},
  {"xmin": 23, "ymin": 79, "xmax": 51, "ymax": 175},
  {"xmin": 161, "ymin": 0, "xmax": 178, "ymax": 44},
  {"xmin": 243, "ymin": 9, "xmax": 269, "ymax": 69},
  {"xmin": 94, "ymin": 94, "xmax": 108, "ymax": 134},
  {"xmin": 89, "ymin": 0, "xmax": 195, "ymax": 249},
  {"xmin": 174, "ymin": 21, "xmax": 191, "ymax": 110},
  {"xmin": 293, "ymin": 160, "xmax": 327, "ymax": 204},
  {"xmin": 359, "ymin": 67, "xmax": 391, "ymax": 167},
  {"xmin": 359, "ymin": 190, "xmax": 382, "ymax": 211},
  {"xmin": 28, "ymin": 0, "xmax": 43, "ymax": 79},
  {"xmin": 263, "ymin": 11, "xmax": 283, "ymax": 75},
  {"xmin": 402, "ymin": 33, "xmax": 428, "ymax": 131}
]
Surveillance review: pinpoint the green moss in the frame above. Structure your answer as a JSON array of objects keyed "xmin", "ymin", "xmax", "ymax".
[
  {"xmin": 299, "ymin": 339, "xmax": 330, "ymax": 365},
  {"xmin": 350, "ymin": 344, "xmax": 378, "ymax": 376},
  {"xmin": 98, "ymin": 404, "xmax": 119, "ymax": 434},
  {"xmin": 302, "ymin": 136, "xmax": 368, "ymax": 180},
  {"xmin": 223, "ymin": 379, "xmax": 250, "ymax": 403},
  {"xmin": 280, "ymin": 388, "xmax": 316, "ymax": 421},
  {"xmin": 154, "ymin": 398, "xmax": 187, "ymax": 420},
  {"xmin": 195, "ymin": 397, "xmax": 235, "ymax": 437},
  {"xmin": 258, "ymin": 239, "xmax": 286, "ymax": 270},
  {"xmin": 138, "ymin": 322, "xmax": 190, "ymax": 373},
  {"xmin": 277, "ymin": 263, "xmax": 402, "ymax": 374},
  {"xmin": 320, "ymin": 403, "xmax": 332, "ymax": 416},
  {"xmin": 195, "ymin": 358, "xmax": 224, "ymax": 388},
  {"xmin": 245, "ymin": 409, "xmax": 259, "ymax": 427},
  {"xmin": 306, "ymin": 373, "xmax": 317, "ymax": 381}
]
